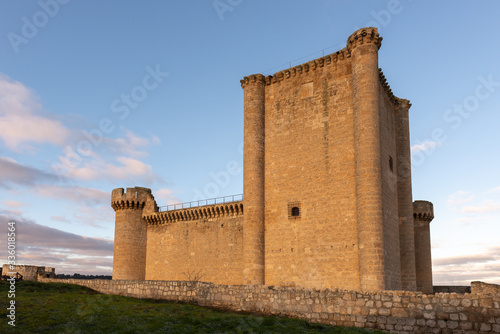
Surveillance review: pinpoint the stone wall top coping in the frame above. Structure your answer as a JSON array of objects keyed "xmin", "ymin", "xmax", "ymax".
[{"xmin": 144, "ymin": 201, "xmax": 243, "ymax": 225}]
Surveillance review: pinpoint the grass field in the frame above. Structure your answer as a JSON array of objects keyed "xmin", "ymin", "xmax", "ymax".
[{"xmin": 0, "ymin": 280, "xmax": 387, "ymax": 333}]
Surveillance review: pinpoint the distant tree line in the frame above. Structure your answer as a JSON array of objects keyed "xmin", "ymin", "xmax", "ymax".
[{"xmin": 57, "ymin": 273, "xmax": 112, "ymax": 280}]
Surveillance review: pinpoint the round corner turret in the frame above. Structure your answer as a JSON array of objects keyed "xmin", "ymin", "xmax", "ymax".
[
  {"xmin": 111, "ymin": 186, "xmax": 153, "ymax": 280},
  {"xmin": 413, "ymin": 200, "xmax": 434, "ymax": 222},
  {"xmin": 111, "ymin": 186, "xmax": 154, "ymax": 212},
  {"xmin": 346, "ymin": 27, "xmax": 382, "ymax": 53},
  {"xmin": 240, "ymin": 73, "xmax": 266, "ymax": 89}
]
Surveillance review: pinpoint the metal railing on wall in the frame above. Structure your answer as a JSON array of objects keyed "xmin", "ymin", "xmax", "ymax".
[{"xmin": 159, "ymin": 194, "xmax": 243, "ymax": 212}]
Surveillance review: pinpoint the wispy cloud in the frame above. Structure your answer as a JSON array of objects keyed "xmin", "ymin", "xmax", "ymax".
[
  {"xmin": 56, "ymin": 154, "xmax": 162, "ymax": 184},
  {"xmin": 487, "ymin": 186, "xmax": 500, "ymax": 193},
  {"xmin": 411, "ymin": 140, "xmax": 442, "ymax": 154},
  {"xmin": 461, "ymin": 201, "xmax": 500, "ymax": 213},
  {"xmin": 0, "ymin": 156, "xmax": 58, "ymax": 188},
  {"xmin": 0, "ymin": 74, "xmax": 162, "ymax": 187},
  {"xmin": 35, "ymin": 185, "xmax": 109, "ymax": 206},
  {"xmin": 433, "ymin": 246, "xmax": 500, "ymax": 285},
  {"xmin": 54, "ymin": 126, "xmax": 163, "ymax": 184},
  {"xmin": 3, "ymin": 200, "xmax": 25, "ymax": 208},
  {"xmin": 72, "ymin": 205, "xmax": 114, "ymax": 228},
  {"xmin": 0, "ymin": 214, "xmax": 113, "ymax": 275},
  {"xmin": 446, "ymin": 190, "xmax": 475, "ymax": 207},
  {"xmin": 153, "ymin": 188, "xmax": 181, "ymax": 206},
  {"xmin": 102, "ymin": 128, "xmax": 161, "ymax": 158},
  {"xmin": 433, "ymin": 253, "xmax": 499, "ymax": 266},
  {"xmin": 0, "ymin": 74, "xmax": 71, "ymax": 151}
]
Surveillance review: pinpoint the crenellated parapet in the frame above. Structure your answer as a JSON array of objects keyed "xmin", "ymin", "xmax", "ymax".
[
  {"xmin": 378, "ymin": 68, "xmax": 413, "ymax": 109},
  {"xmin": 241, "ymin": 48, "xmax": 351, "ymax": 88},
  {"xmin": 111, "ymin": 187, "xmax": 157, "ymax": 212},
  {"xmin": 241, "ymin": 28, "xmax": 381, "ymax": 89},
  {"xmin": 346, "ymin": 27, "xmax": 382, "ymax": 52},
  {"xmin": 240, "ymin": 73, "xmax": 266, "ymax": 89},
  {"xmin": 145, "ymin": 201, "xmax": 243, "ymax": 225},
  {"xmin": 413, "ymin": 200, "xmax": 434, "ymax": 222}
]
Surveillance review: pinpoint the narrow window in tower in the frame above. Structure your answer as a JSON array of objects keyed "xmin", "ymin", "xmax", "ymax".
[
  {"xmin": 288, "ymin": 201, "xmax": 301, "ymax": 219},
  {"xmin": 389, "ymin": 156, "xmax": 394, "ymax": 172}
]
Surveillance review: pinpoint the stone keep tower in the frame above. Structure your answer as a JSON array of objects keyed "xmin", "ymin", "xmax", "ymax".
[
  {"xmin": 111, "ymin": 27, "xmax": 435, "ymax": 292},
  {"xmin": 240, "ymin": 27, "xmax": 430, "ymax": 291}
]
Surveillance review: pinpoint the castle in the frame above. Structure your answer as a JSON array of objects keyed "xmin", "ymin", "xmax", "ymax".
[{"xmin": 111, "ymin": 27, "xmax": 435, "ymax": 293}]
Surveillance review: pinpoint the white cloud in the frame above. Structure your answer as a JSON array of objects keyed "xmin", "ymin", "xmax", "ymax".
[
  {"xmin": 0, "ymin": 74, "xmax": 71, "ymax": 151},
  {"xmin": 410, "ymin": 140, "xmax": 442, "ymax": 154},
  {"xmin": 487, "ymin": 186, "xmax": 500, "ymax": 193},
  {"xmin": 461, "ymin": 201, "xmax": 500, "ymax": 213},
  {"xmin": 53, "ymin": 127, "xmax": 163, "ymax": 184},
  {"xmin": 446, "ymin": 190, "xmax": 474, "ymax": 207},
  {"xmin": 433, "ymin": 246, "xmax": 500, "ymax": 285},
  {"xmin": 100, "ymin": 128, "xmax": 160, "ymax": 158},
  {"xmin": 3, "ymin": 200, "xmax": 25, "ymax": 208},
  {"xmin": 153, "ymin": 188, "xmax": 180, "ymax": 206},
  {"xmin": 56, "ymin": 154, "xmax": 162, "ymax": 183}
]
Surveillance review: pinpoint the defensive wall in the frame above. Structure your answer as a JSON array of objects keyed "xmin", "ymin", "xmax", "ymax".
[
  {"xmin": 2, "ymin": 264, "xmax": 56, "ymax": 281},
  {"xmin": 40, "ymin": 278, "xmax": 500, "ymax": 334},
  {"xmin": 144, "ymin": 201, "xmax": 244, "ymax": 284}
]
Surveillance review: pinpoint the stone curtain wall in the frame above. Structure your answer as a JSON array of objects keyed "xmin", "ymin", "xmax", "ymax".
[
  {"xmin": 145, "ymin": 215, "xmax": 245, "ymax": 285},
  {"xmin": 40, "ymin": 278, "xmax": 500, "ymax": 333}
]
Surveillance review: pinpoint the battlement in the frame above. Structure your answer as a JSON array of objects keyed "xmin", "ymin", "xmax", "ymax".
[
  {"xmin": 241, "ymin": 48, "xmax": 350, "ymax": 89},
  {"xmin": 413, "ymin": 200, "xmax": 434, "ymax": 222},
  {"xmin": 241, "ymin": 28, "xmax": 404, "ymax": 110},
  {"xmin": 346, "ymin": 27, "xmax": 382, "ymax": 52},
  {"xmin": 144, "ymin": 201, "xmax": 243, "ymax": 225},
  {"xmin": 111, "ymin": 187, "xmax": 157, "ymax": 212},
  {"xmin": 242, "ymin": 28, "xmax": 381, "ymax": 89},
  {"xmin": 379, "ymin": 69, "xmax": 412, "ymax": 108}
]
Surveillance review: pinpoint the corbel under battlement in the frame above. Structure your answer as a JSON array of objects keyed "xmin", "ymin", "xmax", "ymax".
[{"xmin": 144, "ymin": 201, "xmax": 244, "ymax": 225}]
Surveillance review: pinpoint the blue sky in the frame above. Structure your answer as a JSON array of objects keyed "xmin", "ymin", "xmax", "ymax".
[{"xmin": 0, "ymin": 1, "xmax": 498, "ymax": 284}]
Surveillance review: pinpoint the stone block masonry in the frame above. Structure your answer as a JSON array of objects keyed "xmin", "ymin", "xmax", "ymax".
[{"xmin": 40, "ymin": 278, "xmax": 500, "ymax": 334}]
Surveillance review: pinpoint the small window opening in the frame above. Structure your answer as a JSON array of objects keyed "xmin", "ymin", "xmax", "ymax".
[
  {"xmin": 389, "ymin": 156, "xmax": 394, "ymax": 172},
  {"xmin": 288, "ymin": 201, "xmax": 301, "ymax": 219}
]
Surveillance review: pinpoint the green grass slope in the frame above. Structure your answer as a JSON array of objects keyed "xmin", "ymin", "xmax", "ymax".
[{"xmin": 0, "ymin": 281, "xmax": 387, "ymax": 333}]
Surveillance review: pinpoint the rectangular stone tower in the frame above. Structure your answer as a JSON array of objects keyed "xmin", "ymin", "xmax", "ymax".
[{"xmin": 241, "ymin": 27, "xmax": 418, "ymax": 291}]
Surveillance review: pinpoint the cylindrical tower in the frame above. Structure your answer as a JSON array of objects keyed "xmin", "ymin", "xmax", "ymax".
[
  {"xmin": 348, "ymin": 27, "xmax": 386, "ymax": 291},
  {"xmin": 240, "ymin": 74, "xmax": 266, "ymax": 285},
  {"xmin": 413, "ymin": 200, "xmax": 434, "ymax": 294},
  {"xmin": 111, "ymin": 187, "xmax": 151, "ymax": 280},
  {"xmin": 395, "ymin": 98, "xmax": 417, "ymax": 291}
]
